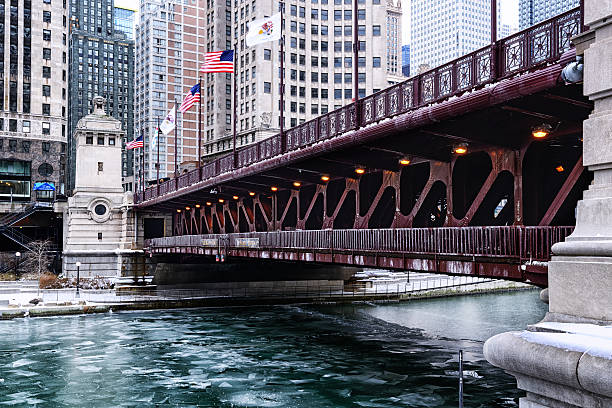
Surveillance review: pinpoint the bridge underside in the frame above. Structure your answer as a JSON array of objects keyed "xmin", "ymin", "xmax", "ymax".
[{"xmin": 160, "ymin": 78, "xmax": 591, "ymax": 236}]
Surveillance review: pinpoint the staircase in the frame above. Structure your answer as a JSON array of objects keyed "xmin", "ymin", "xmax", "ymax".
[{"xmin": 0, "ymin": 202, "xmax": 53, "ymax": 250}]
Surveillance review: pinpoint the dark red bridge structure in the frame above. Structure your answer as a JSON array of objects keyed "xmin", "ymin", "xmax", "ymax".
[{"xmin": 139, "ymin": 8, "xmax": 591, "ymax": 287}]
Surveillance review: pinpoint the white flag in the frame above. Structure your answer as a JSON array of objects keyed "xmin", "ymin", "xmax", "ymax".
[
  {"xmin": 246, "ymin": 13, "xmax": 281, "ymax": 47},
  {"xmin": 159, "ymin": 106, "xmax": 176, "ymax": 135},
  {"xmin": 151, "ymin": 127, "xmax": 158, "ymax": 149}
]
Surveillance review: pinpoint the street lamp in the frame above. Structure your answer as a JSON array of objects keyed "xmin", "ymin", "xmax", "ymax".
[
  {"xmin": 14, "ymin": 251, "xmax": 21, "ymax": 276},
  {"xmin": 75, "ymin": 261, "xmax": 81, "ymax": 298}
]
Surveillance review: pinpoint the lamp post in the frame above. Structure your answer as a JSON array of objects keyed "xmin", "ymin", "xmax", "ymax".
[
  {"xmin": 75, "ymin": 261, "xmax": 81, "ymax": 298},
  {"xmin": 14, "ymin": 251, "xmax": 21, "ymax": 276}
]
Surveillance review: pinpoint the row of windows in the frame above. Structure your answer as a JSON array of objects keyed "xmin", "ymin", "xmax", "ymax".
[{"xmin": 0, "ymin": 139, "xmax": 54, "ymax": 153}]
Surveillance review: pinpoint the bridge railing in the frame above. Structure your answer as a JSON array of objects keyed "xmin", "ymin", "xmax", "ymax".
[
  {"xmin": 137, "ymin": 8, "xmax": 582, "ymax": 204},
  {"xmin": 147, "ymin": 226, "xmax": 574, "ymax": 263}
]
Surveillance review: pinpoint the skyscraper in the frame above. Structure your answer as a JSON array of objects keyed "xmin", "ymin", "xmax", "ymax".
[
  {"xmin": 67, "ymin": 0, "xmax": 135, "ymax": 192},
  {"xmin": 230, "ymin": 0, "xmax": 404, "ymax": 150},
  {"xmin": 519, "ymin": 0, "xmax": 579, "ymax": 29},
  {"xmin": 0, "ymin": 0, "xmax": 69, "ymax": 211},
  {"xmin": 402, "ymin": 45, "xmax": 410, "ymax": 77},
  {"xmin": 134, "ymin": 0, "xmax": 232, "ymax": 191}
]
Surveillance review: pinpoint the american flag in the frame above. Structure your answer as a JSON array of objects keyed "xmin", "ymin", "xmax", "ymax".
[
  {"xmin": 178, "ymin": 83, "xmax": 201, "ymax": 113},
  {"xmin": 126, "ymin": 135, "xmax": 143, "ymax": 150},
  {"xmin": 200, "ymin": 50, "xmax": 234, "ymax": 73}
]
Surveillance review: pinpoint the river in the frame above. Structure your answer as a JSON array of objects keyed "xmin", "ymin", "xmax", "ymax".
[{"xmin": 0, "ymin": 289, "xmax": 546, "ymax": 407}]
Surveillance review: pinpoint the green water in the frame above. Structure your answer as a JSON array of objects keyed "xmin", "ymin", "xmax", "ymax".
[{"xmin": 0, "ymin": 290, "xmax": 546, "ymax": 407}]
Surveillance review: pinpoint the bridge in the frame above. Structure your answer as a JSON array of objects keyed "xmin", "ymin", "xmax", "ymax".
[{"xmin": 139, "ymin": 8, "xmax": 589, "ymax": 286}]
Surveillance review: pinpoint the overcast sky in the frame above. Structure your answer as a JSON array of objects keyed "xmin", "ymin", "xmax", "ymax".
[{"xmin": 119, "ymin": 0, "xmax": 520, "ymax": 46}]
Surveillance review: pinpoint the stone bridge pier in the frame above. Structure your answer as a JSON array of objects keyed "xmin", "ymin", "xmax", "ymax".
[{"xmin": 484, "ymin": 1, "xmax": 612, "ymax": 407}]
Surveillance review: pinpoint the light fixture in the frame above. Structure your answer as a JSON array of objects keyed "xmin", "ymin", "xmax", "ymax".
[
  {"xmin": 321, "ymin": 175, "xmax": 330, "ymax": 182},
  {"xmin": 399, "ymin": 158, "xmax": 411, "ymax": 166},
  {"xmin": 185, "ymin": 206, "xmax": 191, "ymax": 211},
  {"xmin": 453, "ymin": 143, "xmax": 468, "ymax": 154},
  {"xmin": 206, "ymin": 201, "xmax": 212, "ymax": 206},
  {"xmin": 555, "ymin": 165, "xmax": 565, "ymax": 173},
  {"xmin": 233, "ymin": 195, "xmax": 239, "ymax": 200},
  {"xmin": 176, "ymin": 209, "xmax": 182, "ymax": 213},
  {"xmin": 293, "ymin": 181, "xmax": 302, "ymax": 187},
  {"xmin": 218, "ymin": 198, "xmax": 225, "ymax": 203},
  {"xmin": 355, "ymin": 167, "xmax": 366, "ymax": 175},
  {"xmin": 532, "ymin": 123, "xmax": 552, "ymax": 138},
  {"xmin": 195, "ymin": 204, "xmax": 201, "ymax": 208},
  {"xmin": 249, "ymin": 191, "xmax": 256, "ymax": 196},
  {"xmin": 271, "ymin": 186, "xmax": 278, "ymax": 192}
]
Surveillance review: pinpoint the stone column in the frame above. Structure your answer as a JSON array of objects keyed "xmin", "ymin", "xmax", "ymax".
[{"xmin": 547, "ymin": 1, "xmax": 612, "ymax": 323}]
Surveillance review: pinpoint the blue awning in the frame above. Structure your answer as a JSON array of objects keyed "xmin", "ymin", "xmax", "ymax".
[{"xmin": 33, "ymin": 182, "xmax": 55, "ymax": 191}]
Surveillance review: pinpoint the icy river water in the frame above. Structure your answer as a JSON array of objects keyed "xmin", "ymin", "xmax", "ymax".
[{"xmin": 0, "ymin": 290, "xmax": 546, "ymax": 407}]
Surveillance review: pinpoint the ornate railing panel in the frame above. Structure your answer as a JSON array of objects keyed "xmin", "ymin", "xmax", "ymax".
[{"xmin": 136, "ymin": 8, "xmax": 582, "ymax": 204}]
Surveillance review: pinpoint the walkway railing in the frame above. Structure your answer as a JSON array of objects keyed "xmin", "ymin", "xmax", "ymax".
[
  {"xmin": 136, "ymin": 8, "xmax": 582, "ymax": 205},
  {"xmin": 148, "ymin": 226, "xmax": 574, "ymax": 263}
]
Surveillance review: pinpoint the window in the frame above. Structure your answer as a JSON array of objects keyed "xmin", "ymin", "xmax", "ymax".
[
  {"xmin": 290, "ymin": 20, "xmax": 297, "ymax": 32},
  {"xmin": 344, "ymin": 89, "xmax": 352, "ymax": 99},
  {"xmin": 311, "ymin": 41, "xmax": 318, "ymax": 51},
  {"xmin": 42, "ymin": 123, "xmax": 50, "ymax": 135},
  {"xmin": 322, "ymin": 89, "xmax": 328, "ymax": 98},
  {"xmin": 373, "ymin": 57, "xmax": 381, "ymax": 67},
  {"xmin": 311, "ymin": 104, "xmax": 318, "ymax": 114},
  {"xmin": 373, "ymin": 25, "xmax": 381, "ymax": 36},
  {"xmin": 359, "ymin": 41, "xmax": 366, "ymax": 51},
  {"xmin": 97, "ymin": 137, "xmax": 104, "ymax": 145},
  {"xmin": 264, "ymin": 48, "xmax": 271, "ymax": 60},
  {"xmin": 311, "ymin": 56, "xmax": 318, "ymax": 66},
  {"xmin": 38, "ymin": 163, "xmax": 53, "ymax": 176},
  {"xmin": 290, "ymin": 102, "xmax": 297, "ymax": 112},
  {"xmin": 22, "ymin": 121, "xmax": 30, "ymax": 133},
  {"xmin": 358, "ymin": 73, "xmax": 366, "ymax": 83},
  {"xmin": 321, "ymin": 10, "xmax": 328, "ymax": 20},
  {"xmin": 264, "ymin": 82, "xmax": 271, "ymax": 93},
  {"xmin": 344, "ymin": 73, "xmax": 352, "ymax": 83},
  {"xmin": 357, "ymin": 9, "xmax": 365, "ymax": 20},
  {"xmin": 334, "ymin": 10, "xmax": 341, "ymax": 20},
  {"xmin": 334, "ymin": 89, "xmax": 342, "ymax": 99},
  {"xmin": 358, "ymin": 57, "xmax": 366, "ymax": 67},
  {"xmin": 344, "ymin": 26, "xmax": 351, "ymax": 36},
  {"xmin": 9, "ymin": 120, "xmax": 17, "ymax": 132},
  {"xmin": 345, "ymin": 57, "xmax": 352, "ymax": 67},
  {"xmin": 344, "ymin": 41, "xmax": 352, "ymax": 52},
  {"xmin": 86, "ymin": 136, "xmax": 93, "ymax": 144},
  {"xmin": 334, "ymin": 26, "xmax": 341, "ymax": 36},
  {"xmin": 311, "ymin": 72, "xmax": 318, "ymax": 82},
  {"xmin": 98, "ymin": 162, "xmax": 103, "ymax": 172},
  {"xmin": 311, "ymin": 25, "xmax": 318, "ymax": 35},
  {"xmin": 290, "ymin": 37, "xmax": 297, "ymax": 48},
  {"xmin": 22, "ymin": 141, "xmax": 30, "ymax": 153},
  {"xmin": 334, "ymin": 73, "xmax": 342, "ymax": 83},
  {"xmin": 299, "ymin": 103, "xmax": 305, "ymax": 113},
  {"xmin": 109, "ymin": 137, "xmax": 115, "ymax": 146},
  {"xmin": 321, "ymin": 73, "xmax": 328, "ymax": 83},
  {"xmin": 299, "ymin": 38, "xmax": 305, "ymax": 49},
  {"xmin": 42, "ymin": 104, "xmax": 50, "ymax": 115},
  {"xmin": 43, "ymin": 66, "xmax": 51, "ymax": 78},
  {"xmin": 311, "ymin": 88, "xmax": 318, "ymax": 97},
  {"xmin": 358, "ymin": 25, "xmax": 366, "ymax": 36},
  {"xmin": 43, "ymin": 48, "xmax": 51, "ymax": 60},
  {"xmin": 344, "ymin": 10, "xmax": 351, "ymax": 20},
  {"xmin": 43, "ymin": 85, "xmax": 51, "ymax": 97},
  {"xmin": 43, "ymin": 29, "xmax": 51, "ymax": 41},
  {"xmin": 42, "ymin": 142, "xmax": 51, "ymax": 153},
  {"xmin": 334, "ymin": 41, "xmax": 341, "ymax": 52},
  {"xmin": 43, "ymin": 11, "xmax": 51, "ymax": 23},
  {"xmin": 290, "ymin": 4, "xmax": 297, "ymax": 15},
  {"xmin": 299, "ymin": 6, "xmax": 305, "ymax": 17}
]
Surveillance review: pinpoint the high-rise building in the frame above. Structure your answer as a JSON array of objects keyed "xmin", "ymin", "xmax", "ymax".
[
  {"xmin": 410, "ymin": 0, "xmax": 493, "ymax": 77},
  {"xmin": 134, "ymin": 0, "xmax": 232, "ymax": 191},
  {"xmin": 114, "ymin": 5, "xmax": 135, "ymax": 40},
  {"xmin": 67, "ymin": 0, "xmax": 135, "ymax": 192},
  {"xmin": 519, "ymin": 0, "xmax": 578, "ymax": 29},
  {"xmin": 230, "ymin": 0, "xmax": 404, "ymax": 149},
  {"xmin": 0, "ymin": 0, "xmax": 69, "ymax": 211},
  {"xmin": 402, "ymin": 45, "xmax": 409, "ymax": 76}
]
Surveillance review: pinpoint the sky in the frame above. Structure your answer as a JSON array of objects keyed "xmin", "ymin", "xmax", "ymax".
[{"xmin": 119, "ymin": 0, "xmax": 520, "ymax": 46}]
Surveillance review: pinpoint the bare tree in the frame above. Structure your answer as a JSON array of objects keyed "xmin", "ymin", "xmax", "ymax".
[{"xmin": 22, "ymin": 240, "xmax": 53, "ymax": 295}]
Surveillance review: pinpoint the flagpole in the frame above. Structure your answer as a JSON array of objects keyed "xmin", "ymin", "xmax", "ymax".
[
  {"xmin": 174, "ymin": 97, "xmax": 178, "ymax": 181},
  {"xmin": 279, "ymin": 2, "xmax": 285, "ymax": 152},
  {"xmin": 233, "ymin": 47, "xmax": 238, "ymax": 167},
  {"xmin": 156, "ymin": 117, "xmax": 160, "ymax": 196},
  {"xmin": 141, "ymin": 128, "xmax": 145, "ymax": 197},
  {"xmin": 197, "ymin": 76, "xmax": 202, "ymax": 169}
]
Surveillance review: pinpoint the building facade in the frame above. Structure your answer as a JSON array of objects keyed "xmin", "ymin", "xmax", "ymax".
[
  {"xmin": 0, "ymin": 0, "xmax": 69, "ymax": 211},
  {"xmin": 230, "ymin": 0, "xmax": 404, "ymax": 150},
  {"xmin": 401, "ymin": 44, "xmax": 409, "ymax": 76},
  {"xmin": 518, "ymin": 0, "xmax": 579, "ymax": 29},
  {"xmin": 134, "ymin": 0, "xmax": 231, "ymax": 191},
  {"xmin": 67, "ymin": 0, "xmax": 135, "ymax": 193}
]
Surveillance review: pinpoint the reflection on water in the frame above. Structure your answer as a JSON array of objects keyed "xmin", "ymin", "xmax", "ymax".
[{"xmin": 0, "ymin": 290, "xmax": 545, "ymax": 407}]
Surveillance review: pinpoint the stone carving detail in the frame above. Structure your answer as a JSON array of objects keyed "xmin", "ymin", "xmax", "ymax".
[
  {"xmin": 92, "ymin": 96, "xmax": 107, "ymax": 115},
  {"xmin": 260, "ymin": 112, "xmax": 272, "ymax": 128}
]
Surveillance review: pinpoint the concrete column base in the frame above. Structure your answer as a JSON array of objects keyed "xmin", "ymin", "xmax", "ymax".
[
  {"xmin": 484, "ymin": 322, "xmax": 612, "ymax": 408},
  {"xmin": 63, "ymin": 250, "xmax": 145, "ymax": 279}
]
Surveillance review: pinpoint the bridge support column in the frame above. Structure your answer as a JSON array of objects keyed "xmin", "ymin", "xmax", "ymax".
[{"xmin": 484, "ymin": 3, "xmax": 612, "ymax": 407}]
